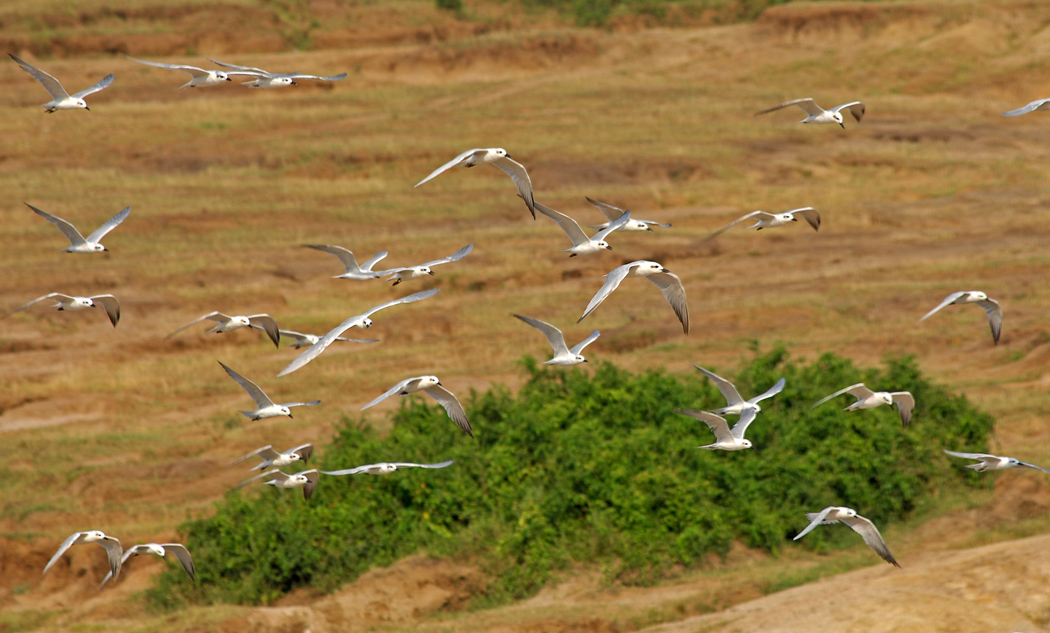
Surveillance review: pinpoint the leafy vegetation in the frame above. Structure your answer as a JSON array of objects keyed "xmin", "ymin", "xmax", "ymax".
[
  {"xmin": 510, "ymin": 0, "xmax": 798, "ymax": 27},
  {"xmin": 149, "ymin": 349, "xmax": 993, "ymax": 608}
]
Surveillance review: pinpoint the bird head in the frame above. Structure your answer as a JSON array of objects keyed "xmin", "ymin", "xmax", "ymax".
[
  {"xmin": 279, "ymin": 406, "xmax": 292, "ymax": 418},
  {"xmin": 576, "ymin": 355, "xmax": 587, "ymax": 363},
  {"xmin": 833, "ymin": 111, "xmax": 844, "ymax": 128},
  {"xmin": 360, "ymin": 317, "xmax": 373, "ymax": 329},
  {"xmin": 971, "ymin": 291, "xmax": 988, "ymax": 300},
  {"xmin": 93, "ymin": 243, "xmax": 106, "ymax": 252},
  {"xmin": 76, "ymin": 99, "xmax": 89, "ymax": 110},
  {"xmin": 493, "ymin": 148, "xmax": 509, "ymax": 158},
  {"xmin": 1007, "ymin": 458, "xmax": 1021, "ymax": 467},
  {"xmin": 599, "ymin": 241, "xmax": 611, "ymax": 250},
  {"xmin": 216, "ymin": 72, "xmax": 231, "ymax": 82},
  {"xmin": 145, "ymin": 544, "xmax": 166, "ymax": 556},
  {"xmin": 741, "ymin": 439, "xmax": 753, "ymax": 449},
  {"xmin": 85, "ymin": 530, "xmax": 107, "ymax": 540},
  {"xmin": 234, "ymin": 316, "xmax": 251, "ymax": 327}
]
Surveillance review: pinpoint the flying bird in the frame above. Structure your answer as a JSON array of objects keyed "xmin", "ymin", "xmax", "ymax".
[
  {"xmin": 208, "ymin": 58, "xmax": 347, "ymax": 88},
  {"xmin": 127, "ymin": 57, "xmax": 231, "ymax": 88},
  {"xmin": 677, "ymin": 409, "xmax": 758, "ymax": 451},
  {"xmin": 362, "ymin": 376, "xmax": 472, "ymax": 437},
  {"xmin": 793, "ymin": 506, "xmax": 899, "ymax": 567},
  {"xmin": 279, "ymin": 329, "xmax": 378, "ymax": 349},
  {"xmin": 414, "ymin": 148, "xmax": 536, "ymax": 219},
  {"xmin": 755, "ymin": 98, "xmax": 865, "ymax": 127},
  {"xmin": 534, "ymin": 202, "xmax": 630, "ymax": 256},
  {"xmin": 230, "ymin": 443, "xmax": 314, "ymax": 471},
  {"xmin": 578, "ymin": 260, "xmax": 689, "ymax": 333},
  {"xmin": 692, "ymin": 365, "xmax": 785, "ymax": 416},
  {"xmin": 382, "ymin": 244, "xmax": 473, "ymax": 285},
  {"xmin": 585, "ymin": 197, "xmax": 671, "ymax": 232},
  {"xmin": 304, "ymin": 244, "xmax": 389, "ymax": 281},
  {"xmin": 218, "ymin": 362, "xmax": 320, "ymax": 421},
  {"xmin": 7, "ymin": 292, "xmax": 121, "ymax": 327},
  {"xmin": 27, "ymin": 203, "xmax": 130, "ymax": 253},
  {"xmin": 166, "ymin": 312, "xmax": 280, "ymax": 347},
  {"xmin": 278, "ymin": 288, "xmax": 439, "ymax": 376},
  {"xmin": 812, "ymin": 383, "xmax": 915, "ymax": 426},
  {"xmin": 919, "ymin": 291, "xmax": 1002, "ymax": 345},
  {"xmin": 1002, "ymin": 98, "xmax": 1050, "ymax": 117},
  {"xmin": 9, "ymin": 54, "xmax": 114, "ymax": 112},
  {"xmin": 100, "ymin": 543, "xmax": 194, "ymax": 587},
  {"xmin": 701, "ymin": 208, "xmax": 821, "ymax": 242},
  {"xmin": 513, "ymin": 314, "xmax": 599, "ymax": 366},
  {"xmin": 235, "ymin": 468, "xmax": 320, "ymax": 499},
  {"xmin": 943, "ymin": 450, "xmax": 1050, "ymax": 474},
  {"xmin": 323, "ymin": 460, "xmax": 454, "ymax": 476},
  {"xmin": 43, "ymin": 531, "xmax": 123, "ymax": 581}
]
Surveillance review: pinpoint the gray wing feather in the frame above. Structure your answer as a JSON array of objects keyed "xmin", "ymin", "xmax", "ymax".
[
  {"xmin": 729, "ymin": 408, "xmax": 758, "ymax": 441},
  {"xmin": 792, "ymin": 507, "xmax": 835, "ymax": 541},
  {"xmin": 514, "ymin": 314, "xmax": 570, "ymax": 356},
  {"xmin": 246, "ymin": 315, "xmax": 280, "ymax": 348},
  {"xmin": 207, "ymin": 58, "xmax": 270, "ymax": 75},
  {"xmin": 234, "ymin": 468, "xmax": 282, "ymax": 490},
  {"xmin": 362, "ymin": 378, "xmax": 416, "ymax": 410},
  {"xmin": 90, "ymin": 295, "xmax": 121, "ymax": 327},
  {"xmin": 584, "ymin": 196, "xmax": 626, "ymax": 221},
  {"xmin": 1016, "ymin": 461, "xmax": 1050, "ymax": 474},
  {"xmin": 578, "ymin": 263, "xmax": 633, "ymax": 323},
  {"xmin": 592, "ymin": 209, "xmax": 631, "ymax": 242},
  {"xmin": 165, "ymin": 311, "xmax": 227, "ymax": 339},
  {"xmin": 423, "ymin": 384, "xmax": 473, "ymax": 437},
  {"xmin": 43, "ymin": 532, "xmax": 87, "ymax": 574},
  {"xmin": 977, "ymin": 299, "xmax": 1002, "ymax": 345},
  {"xmin": 321, "ymin": 464, "xmax": 375, "ymax": 476},
  {"xmin": 812, "ymin": 383, "xmax": 873, "ymax": 409},
  {"xmin": 829, "ymin": 101, "xmax": 865, "ymax": 122},
  {"xmin": 360, "ymin": 251, "xmax": 389, "ymax": 271},
  {"xmin": 361, "ymin": 288, "xmax": 440, "ymax": 319},
  {"xmin": 7, "ymin": 293, "xmax": 70, "ymax": 316},
  {"xmin": 645, "ymin": 271, "xmax": 689, "ymax": 333},
  {"xmin": 162, "ymin": 544, "xmax": 196, "ymax": 581},
  {"xmin": 85, "ymin": 206, "xmax": 130, "ymax": 244},
  {"xmin": 534, "ymin": 202, "xmax": 589, "ymax": 246},
  {"xmin": 10, "ymin": 54, "xmax": 70, "ymax": 99},
  {"xmin": 789, "ymin": 207, "xmax": 821, "ymax": 231},
  {"xmin": 569, "ymin": 330, "xmax": 601, "ymax": 356},
  {"xmin": 289, "ymin": 444, "xmax": 314, "ymax": 464},
  {"xmin": 414, "ymin": 149, "xmax": 478, "ymax": 187},
  {"xmin": 71, "ymin": 73, "xmax": 115, "ymax": 99},
  {"xmin": 677, "ymin": 409, "xmax": 733, "ymax": 443},
  {"xmin": 756, "ymin": 98, "xmax": 823, "ymax": 117},
  {"xmin": 305, "ymin": 244, "xmax": 366, "ymax": 275},
  {"xmin": 421, "ymin": 243, "xmax": 473, "ymax": 268},
  {"xmin": 392, "ymin": 460, "xmax": 454, "ymax": 469},
  {"xmin": 229, "ymin": 445, "xmax": 277, "ymax": 467},
  {"xmin": 279, "ymin": 72, "xmax": 347, "ymax": 81},
  {"xmin": 692, "ymin": 365, "xmax": 744, "ymax": 406},
  {"xmin": 283, "ymin": 400, "xmax": 321, "ymax": 408},
  {"xmin": 98, "ymin": 536, "xmax": 124, "ymax": 581},
  {"xmin": 27, "ymin": 203, "xmax": 87, "ymax": 246},
  {"xmin": 219, "ymin": 362, "xmax": 275, "ymax": 408},
  {"xmin": 919, "ymin": 292, "xmax": 967, "ymax": 322},
  {"xmin": 127, "ymin": 57, "xmax": 208, "ymax": 77},
  {"xmin": 890, "ymin": 392, "xmax": 915, "ymax": 426},
  {"xmin": 492, "ymin": 156, "xmax": 535, "ymax": 218},
  {"xmin": 943, "ymin": 449, "xmax": 996, "ymax": 460},
  {"xmin": 701, "ymin": 211, "xmax": 765, "ymax": 242},
  {"xmin": 1002, "ymin": 98, "xmax": 1050, "ymax": 116},
  {"xmin": 841, "ymin": 515, "xmax": 899, "ymax": 566},
  {"xmin": 750, "ymin": 377, "xmax": 786, "ymax": 405}
]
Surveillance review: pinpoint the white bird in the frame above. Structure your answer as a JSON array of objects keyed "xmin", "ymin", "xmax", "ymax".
[
  {"xmin": 279, "ymin": 329, "xmax": 378, "ymax": 349},
  {"xmin": 235, "ymin": 468, "xmax": 320, "ymax": 499},
  {"xmin": 677, "ymin": 409, "xmax": 757, "ymax": 451},
  {"xmin": 943, "ymin": 450, "xmax": 1050, "ymax": 474},
  {"xmin": 692, "ymin": 365, "xmax": 785, "ymax": 416},
  {"xmin": 362, "ymin": 376, "xmax": 472, "ymax": 437},
  {"xmin": 231, "ymin": 444, "xmax": 314, "ymax": 471},
  {"xmin": 27, "ymin": 203, "xmax": 130, "ymax": 253},
  {"xmin": 919, "ymin": 291, "xmax": 1002, "ymax": 345},
  {"xmin": 812, "ymin": 383, "xmax": 915, "ymax": 427},
  {"xmin": 9, "ymin": 54, "xmax": 114, "ymax": 112},
  {"xmin": 7, "ymin": 292, "xmax": 121, "ymax": 328},
  {"xmin": 756, "ymin": 98, "xmax": 865, "ymax": 127},
  {"xmin": 278, "ymin": 289, "xmax": 439, "ymax": 376},
  {"xmin": 382, "ymin": 244, "xmax": 473, "ymax": 285},
  {"xmin": 1002, "ymin": 98, "xmax": 1050, "ymax": 117},
  {"xmin": 702, "ymin": 208, "xmax": 821, "ymax": 242},
  {"xmin": 207, "ymin": 58, "xmax": 347, "ymax": 88},
  {"xmin": 43, "ymin": 531, "xmax": 123, "ymax": 581},
  {"xmin": 166, "ymin": 312, "xmax": 281, "ymax": 347},
  {"xmin": 304, "ymin": 244, "xmax": 389, "ymax": 281},
  {"xmin": 99, "ymin": 543, "xmax": 194, "ymax": 587},
  {"xmin": 414, "ymin": 148, "xmax": 536, "ymax": 219},
  {"xmin": 578, "ymin": 260, "xmax": 689, "ymax": 333},
  {"xmin": 513, "ymin": 314, "xmax": 599, "ymax": 366},
  {"xmin": 585, "ymin": 197, "xmax": 671, "ymax": 232},
  {"xmin": 323, "ymin": 459, "xmax": 454, "ymax": 476},
  {"xmin": 534, "ymin": 202, "xmax": 630, "ymax": 256},
  {"xmin": 127, "ymin": 57, "xmax": 231, "ymax": 88},
  {"xmin": 793, "ymin": 506, "xmax": 899, "ymax": 567},
  {"xmin": 218, "ymin": 362, "xmax": 320, "ymax": 421}
]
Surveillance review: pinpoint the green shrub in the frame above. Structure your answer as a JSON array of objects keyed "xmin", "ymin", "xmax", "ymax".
[{"xmin": 148, "ymin": 349, "xmax": 993, "ymax": 609}]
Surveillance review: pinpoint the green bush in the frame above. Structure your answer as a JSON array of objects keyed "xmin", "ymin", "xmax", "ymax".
[{"xmin": 149, "ymin": 349, "xmax": 993, "ymax": 608}]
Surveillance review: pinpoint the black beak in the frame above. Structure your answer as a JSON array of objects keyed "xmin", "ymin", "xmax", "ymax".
[
  {"xmin": 583, "ymin": 359, "xmax": 588, "ymax": 363},
  {"xmin": 606, "ymin": 245, "xmax": 612, "ymax": 250},
  {"xmin": 289, "ymin": 413, "xmax": 294, "ymax": 419},
  {"xmin": 792, "ymin": 217, "xmax": 798, "ymax": 222},
  {"xmin": 428, "ymin": 271, "xmax": 435, "ymax": 275},
  {"xmin": 102, "ymin": 247, "xmax": 109, "ymax": 251},
  {"xmin": 290, "ymin": 80, "xmax": 297, "ymax": 86},
  {"xmin": 838, "ymin": 122, "xmax": 844, "ymax": 129},
  {"xmin": 661, "ymin": 268, "xmax": 670, "ymax": 273},
  {"xmin": 84, "ymin": 106, "xmax": 91, "ymax": 111}
]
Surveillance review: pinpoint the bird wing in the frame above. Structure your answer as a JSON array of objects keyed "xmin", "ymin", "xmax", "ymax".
[
  {"xmin": 229, "ymin": 445, "xmax": 277, "ymax": 467},
  {"xmin": 890, "ymin": 392, "xmax": 915, "ymax": 426},
  {"xmin": 362, "ymin": 378, "xmax": 416, "ymax": 410},
  {"xmin": 283, "ymin": 400, "xmax": 321, "ymax": 409},
  {"xmin": 165, "ymin": 311, "xmax": 227, "ymax": 339},
  {"xmin": 414, "ymin": 149, "xmax": 479, "ymax": 187},
  {"xmin": 161, "ymin": 544, "xmax": 196, "ymax": 581},
  {"xmin": 207, "ymin": 58, "xmax": 270, "ymax": 75},
  {"xmin": 755, "ymin": 98, "xmax": 823, "ymax": 117},
  {"xmin": 514, "ymin": 314, "xmax": 570, "ymax": 356},
  {"xmin": 85, "ymin": 206, "xmax": 130, "ymax": 244},
  {"xmin": 360, "ymin": 251, "xmax": 389, "ymax": 272},
  {"xmin": 7, "ymin": 293, "xmax": 69, "ymax": 317},
  {"xmin": 301, "ymin": 469, "xmax": 319, "ymax": 499},
  {"xmin": 977, "ymin": 299, "xmax": 1003, "ymax": 345},
  {"xmin": 361, "ymin": 288, "xmax": 442, "ymax": 322},
  {"xmin": 421, "ymin": 243, "xmax": 473, "ymax": 268},
  {"xmin": 333, "ymin": 336, "xmax": 380, "ymax": 343},
  {"xmin": 234, "ymin": 468, "xmax": 284, "ymax": 490},
  {"xmin": 1016, "ymin": 461, "xmax": 1050, "ymax": 474},
  {"xmin": 43, "ymin": 532, "xmax": 88, "ymax": 574},
  {"xmin": 492, "ymin": 156, "xmax": 536, "ymax": 218},
  {"xmin": 700, "ymin": 211, "xmax": 764, "ymax": 242},
  {"xmin": 127, "ymin": 57, "xmax": 209, "ymax": 77},
  {"xmin": 639, "ymin": 219, "xmax": 673, "ymax": 228},
  {"xmin": 421, "ymin": 384, "xmax": 473, "ymax": 437},
  {"xmin": 584, "ymin": 196, "xmax": 627, "ymax": 222},
  {"xmin": 94, "ymin": 536, "xmax": 124, "ymax": 581},
  {"xmin": 71, "ymin": 73, "xmax": 115, "ymax": 100},
  {"xmin": 10, "ymin": 54, "xmax": 71, "ymax": 99},
  {"xmin": 645, "ymin": 270, "xmax": 689, "ymax": 334},
  {"xmin": 789, "ymin": 207, "xmax": 821, "ymax": 231},
  {"xmin": 276, "ymin": 315, "xmax": 367, "ymax": 376},
  {"xmin": 246, "ymin": 315, "xmax": 280, "ymax": 348},
  {"xmin": 569, "ymin": 330, "xmax": 601, "ymax": 356},
  {"xmin": 943, "ymin": 449, "xmax": 996, "ymax": 461},
  {"xmin": 812, "ymin": 383, "xmax": 873, "ymax": 409},
  {"xmin": 691, "ymin": 365, "xmax": 745, "ymax": 407},
  {"xmin": 321, "ymin": 463, "xmax": 377, "ymax": 476},
  {"xmin": 841, "ymin": 514, "xmax": 899, "ymax": 566},
  {"xmin": 534, "ymin": 202, "xmax": 589, "ymax": 246},
  {"xmin": 89, "ymin": 295, "xmax": 121, "ymax": 328},
  {"xmin": 729, "ymin": 408, "xmax": 759, "ymax": 441},
  {"xmin": 792, "ymin": 507, "xmax": 835, "ymax": 541},
  {"xmin": 27, "ymin": 203, "xmax": 87, "ymax": 246},
  {"xmin": 677, "ymin": 409, "xmax": 733, "ymax": 443},
  {"xmin": 289, "ymin": 443, "xmax": 314, "ymax": 464},
  {"xmin": 829, "ymin": 101, "xmax": 865, "ymax": 122},
  {"xmin": 101, "ymin": 545, "xmax": 145, "ymax": 588},
  {"xmin": 218, "ymin": 361, "xmax": 275, "ymax": 408},
  {"xmin": 578, "ymin": 263, "xmax": 634, "ymax": 323},
  {"xmin": 278, "ymin": 72, "xmax": 348, "ymax": 81},
  {"xmin": 278, "ymin": 329, "xmax": 310, "ymax": 345},
  {"xmin": 305, "ymin": 244, "xmax": 365, "ymax": 274},
  {"xmin": 1002, "ymin": 98, "xmax": 1050, "ymax": 117},
  {"xmin": 750, "ymin": 377, "xmax": 786, "ymax": 405},
  {"xmin": 592, "ymin": 209, "xmax": 631, "ymax": 242},
  {"xmin": 918, "ymin": 291, "xmax": 967, "ymax": 322},
  {"xmin": 391, "ymin": 460, "xmax": 455, "ymax": 469}
]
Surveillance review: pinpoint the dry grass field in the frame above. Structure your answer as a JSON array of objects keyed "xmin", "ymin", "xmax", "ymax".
[{"xmin": 3, "ymin": 0, "xmax": 1050, "ymax": 631}]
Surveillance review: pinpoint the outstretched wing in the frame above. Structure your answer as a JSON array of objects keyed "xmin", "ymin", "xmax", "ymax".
[
  {"xmin": 229, "ymin": 445, "xmax": 278, "ymax": 468},
  {"xmin": 218, "ymin": 361, "xmax": 275, "ymax": 409},
  {"xmin": 841, "ymin": 514, "xmax": 899, "ymax": 567},
  {"xmin": 918, "ymin": 292, "xmax": 966, "ymax": 322},
  {"xmin": 755, "ymin": 98, "xmax": 823, "ymax": 118},
  {"xmin": 692, "ymin": 365, "xmax": 744, "ymax": 407},
  {"xmin": 162, "ymin": 544, "xmax": 196, "ymax": 581},
  {"xmin": 811, "ymin": 383, "xmax": 873, "ymax": 409},
  {"xmin": 71, "ymin": 73, "xmax": 115, "ymax": 100},
  {"xmin": 677, "ymin": 409, "xmax": 733, "ymax": 443},
  {"xmin": 305, "ymin": 244, "xmax": 368, "ymax": 275},
  {"xmin": 7, "ymin": 292, "xmax": 71, "ymax": 317},
  {"xmin": 165, "ymin": 311, "xmax": 228, "ymax": 340},
  {"xmin": 288, "ymin": 443, "xmax": 314, "ymax": 464},
  {"xmin": 514, "ymin": 314, "xmax": 570, "ymax": 357},
  {"xmin": 127, "ymin": 57, "xmax": 209, "ymax": 77},
  {"xmin": 889, "ymin": 392, "xmax": 914, "ymax": 427},
  {"xmin": 278, "ymin": 72, "xmax": 347, "ymax": 81},
  {"xmin": 569, "ymin": 330, "xmax": 601, "ymax": 356},
  {"xmin": 592, "ymin": 210, "xmax": 631, "ymax": 242},
  {"xmin": 729, "ymin": 408, "xmax": 758, "ymax": 441},
  {"xmin": 9, "ymin": 54, "xmax": 70, "ymax": 100},
  {"xmin": 246, "ymin": 314, "xmax": 280, "ymax": 348},
  {"xmin": 829, "ymin": 101, "xmax": 865, "ymax": 123},
  {"xmin": 492, "ymin": 156, "xmax": 535, "ymax": 218},
  {"xmin": 27, "ymin": 203, "xmax": 87, "ymax": 246},
  {"xmin": 749, "ymin": 377, "xmax": 786, "ymax": 405},
  {"xmin": 90, "ymin": 295, "xmax": 121, "ymax": 327},
  {"xmin": 789, "ymin": 207, "xmax": 821, "ymax": 231},
  {"xmin": 977, "ymin": 299, "xmax": 1003, "ymax": 345},
  {"xmin": 421, "ymin": 243, "xmax": 473, "ymax": 268},
  {"xmin": 322, "ymin": 463, "xmax": 378, "ymax": 476},
  {"xmin": 578, "ymin": 263, "xmax": 634, "ymax": 323},
  {"xmin": 414, "ymin": 149, "xmax": 479, "ymax": 187},
  {"xmin": 792, "ymin": 507, "xmax": 835, "ymax": 541},
  {"xmin": 943, "ymin": 449, "xmax": 996, "ymax": 461},
  {"xmin": 534, "ymin": 202, "xmax": 589, "ymax": 247},
  {"xmin": 207, "ymin": 58, "xmax": 270, "ymax": 76},
  {"xmin": 645, "ymin": 271, "xmax": 689, "ymax": 334},
  {"xmin": 362, "ymin": 378, "xmax": 416, "ymax": 410},
  {"xmin": 1016, "ymin": 461, "xmax": 1050, "ymax": 474},
  {"xmin": 1002, "ymin": 98, "xmax": 1050, "ymax": 117},
  {"xmin": 700, "ymin": 211, "xmax": 765, "ymax": 242},
  {"xmin": 585, "ymin": 196, "xmax": 627, "ymax": 222},
  {"xmin": 391, "ymin": 460, "xmax": 454, "ymax": 469},
  {"xmin": 85, "ymin": 206, "xmax": 130, "ymax": 244},
  {"xmin": 43, "ymin": 532, "xmax": 88, "ymax": 574},
  {"xmin": 423, "ymin": 384, "xmax": 473, "ymax": 437},
  {"xmin": 234, "ymin": 468, "xmax": 285, "ymax": 490}
]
